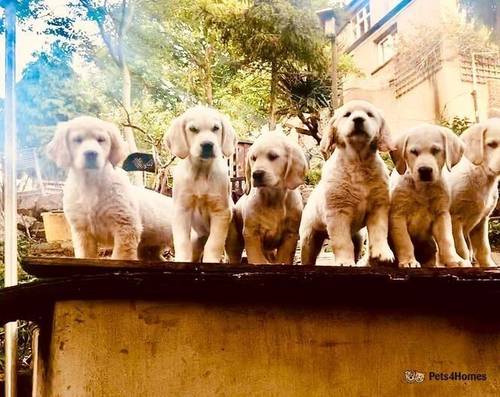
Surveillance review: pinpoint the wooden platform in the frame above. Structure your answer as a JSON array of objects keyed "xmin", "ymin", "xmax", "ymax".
[{"xmin": 2, "ymin": 258, "xmax": 500, "ymax": 396}]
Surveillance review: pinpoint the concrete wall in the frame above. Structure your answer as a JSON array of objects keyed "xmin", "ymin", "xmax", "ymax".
[{"xmin": 33, "ymin": 300, "xmax": 500, "ymax": 396}]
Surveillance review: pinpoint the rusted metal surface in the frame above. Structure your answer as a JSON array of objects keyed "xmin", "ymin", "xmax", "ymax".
[{"xmin": 0, "ymin": 257, "xmax": 499, "ymax": 325}]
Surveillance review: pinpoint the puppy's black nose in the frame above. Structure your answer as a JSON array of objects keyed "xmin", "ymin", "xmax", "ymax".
[
  {"xmin": 84, "ymin": 151, "xmax": 98, "ymax": 169},
  {"xmin": 200, "ymin": 141, "xmax": 214, "ymax": 158},
  {"xmin": 252, "ymin": 170, "xmax": 265, "ymax": 184},
  {"xmin": 418, "ymin": 166, "xmax": 433, "ymax": 181},
  {"xmin": 352, "ymin": 117, "xmax": 365, "ymax": 125}
]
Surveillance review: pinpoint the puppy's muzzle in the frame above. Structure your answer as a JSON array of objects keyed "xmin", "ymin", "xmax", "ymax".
[
  {"xmin": 84, "ymin": 151, "xmax": 99, "ymax": 169},
  {"xmin": 200, "ymin": 141, "xmax": 214, "ymax": 159},
  {"xmin": 349, "ymin": 117, "xmax": 367, "ymax": 136},
  {"xmin": 252, "ymin": 170, "xmax": 266, "ymax": 187},
  {"xmin": 418, "ymin": 166, "xmax": 433, "ymax": 182}
]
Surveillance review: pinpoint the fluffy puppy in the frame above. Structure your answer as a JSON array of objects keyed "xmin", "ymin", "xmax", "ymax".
[
  {"xmin": 46, "ymin": 116, "xmax": 173, "ymax": 260},
  {"xmin": 299, "ymin": 100, "xmax": 394, "ymax": 266},
  {"xmin": 226, "ymin": 133, "xmax": 308, "ymax": 264},
  {"xmin": 448, "ymin": 118, "xmax": 500, "ymax": 267},
  {"xmin": 389, "ymin": 124, "xmax": 467, "ymax": 268},
  {"xmin": 165, "ymin": 106, "xmax": 236, "ymax": 263}
]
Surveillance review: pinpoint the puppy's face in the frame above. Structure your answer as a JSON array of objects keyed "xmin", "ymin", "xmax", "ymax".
[
  {"xmin": 165, "ymin": 106, "xmax": 236, "ymax": 160},
  {"xmin": 245, "ymin": 134, "xmax": 308, "ymax": 193},
  {"xmin": 320, "ymin": 100, "xmax": 392, "ymax": 159},
  {"xmin": 46, "ymin": 116, "xmax": 127, "ymax": 170},
  {"xmin": 462, "ymin": 118, "xmax": 500, "ymax": 174},
  {"xmin": 391, "ymin": 125, "xmax": 464, "ymax": 182}
]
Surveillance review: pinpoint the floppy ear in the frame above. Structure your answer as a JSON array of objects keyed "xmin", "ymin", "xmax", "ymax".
[
  {"xmin": 284, "ymin": 142, "xmax": 309, "ymax": 190},
  {"xmin": 244, "ymin": 150, "xmax": 253, "ymax": 195},
  {"xmin": 441, "ymin": 127, "xmax": 464, "ymax": 171},
  {"xmin": 461, "ymin": 123, "xmax": 486, "ymax": 165},
  {"xmin": 46, "ymin": 121, "xmax": 72, "ymax": 168},
  {"xmin": 377, "ymin": 113, "xmax": 394, "ymax": 152},
  {"xmin": 390, "ymin": 134, "xmax": 408, "ymax": 175},
  {"xmin": 105, "ymin": 122, "xmax": 128, "ymax": 166},
  {"xmin": 320, "ymin": 115, "xmax": 338, "ymax": 160},
  {"xmin": 165, "ymin": 116, "xmax": 189, "ymax": 159},
  {"xmin": 221, "ymin": 114, "xmax": 237, "ymax": 158}
]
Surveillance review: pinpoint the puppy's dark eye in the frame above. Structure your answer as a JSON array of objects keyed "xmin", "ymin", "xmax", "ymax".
[
  {"xmin": 431, "ymin": 147, "xmax": 441, "ymax": 155},
  {"xmin": 367, "ymin": 112, "xmax": 374, "ymax": 118},
  {"xmin": 268, "ymin": 152, "xmax": 279, "ymax": 161},
  {"xmin": 410, "ymin": 148, "xmax": 419, "ymax": 156},
  {"xmin": 97, "ymin": 136, "xmax": 106, "ymax": 144},
  {"xmin": 212, "ymin": 125, "xmax": 220, "ymax": 132},
  {"xmin": 344, "ymin": 112, "xmax": 351, "ymax": 118},
  {"xmin": 189, "ymin": 126, "xmax": 199, "ymax": 133},
  {"xmin": 488, "ymin": 141, "xmax": 498, "ymax": 149},
  {"xmin": 251, "ymin": 155, "xmax": 256, "ymax": 162},
  {"xmin": 73, "ymin": 137, "xmax": 83, "ymax": 144}
]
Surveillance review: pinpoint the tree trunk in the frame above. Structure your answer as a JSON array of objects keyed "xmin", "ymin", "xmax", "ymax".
[
  {"xmin": 122, "ymin": 63, "xmax": 137, "ymax": 154},
  {"xmin": 269, "ymin": 61, "xmax": 278, "ymax": 131},
  {"xmin": 204, "ymin": 45, "xmax": 213, "ymax": 106}
]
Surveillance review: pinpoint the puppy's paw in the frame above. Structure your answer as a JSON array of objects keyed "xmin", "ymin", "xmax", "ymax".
[
  {"xmin": 399, "ymin": 259, "xmax": 421, "ymax": 268},
  {"xmin": 443, "ymin": 257, "xmax": 471, "ymax": 268},
  {"xmin": 370, "ymin": 244, "xmax": 395, "ymax": 264},
  {"xmin": 334, "ymin": 258, "xmax": 356, "ymax": 267}
]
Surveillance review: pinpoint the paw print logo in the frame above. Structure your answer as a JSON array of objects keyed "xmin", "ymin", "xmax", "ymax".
[{"xmin": 405, "ymin": 370, "xmax": 425, "ymax": 383}]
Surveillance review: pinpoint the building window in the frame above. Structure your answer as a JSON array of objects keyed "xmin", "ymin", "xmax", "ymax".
[
  {"xmin": 352, "ymin": 3, "xmax": 371, "ymax": 39},
  {"xmin": 378, "ymin": 32, "xmax": 396, "ymax": 64}
]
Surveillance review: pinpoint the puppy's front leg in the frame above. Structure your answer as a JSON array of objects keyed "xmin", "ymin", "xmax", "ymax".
[
  {"xmin": 469, "ymin": 217, "xmax": 496, "ymax": 267},
  {"xmin": 244, "ymin": 231, "xmax": 269, "ymax": 264},
  {"xmin": 433, "ymin": 212, "xmax": 470, "ymax": 267},
  {"xmin": 275, "ymin": 233, "xmax": 299, "ymax": 265},
  {"xmin": 390, "ymin": 214, "xmax": 420, "ymax": 268},
  {"xmin": 203, "ymin": 209, "xmax": 231, "ymax": 263},
  {"xmin": 366, "ymin": 206, "xmax": 394, "ymax": 264},
  {"xmin": 173, "ymin": 204, "xmax": 194, "ymax": 262},
  {"xmin": 112, "ymin": 226, "xmax": 140, "ymax": 260},
  {"xmin": 326, "ymin": 212, "xmax": 355, "ymax": 266},
  {"xmin": 452, "ymin": 220, "xmax": 470, "ymax": 263},
  {"xmin": 71, "ymin": 226, "xmax": 98, "ymax": 258}
]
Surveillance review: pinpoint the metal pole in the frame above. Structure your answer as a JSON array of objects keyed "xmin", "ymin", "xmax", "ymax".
[
  {"xmin": 3, "ymin": 0, "xmax": 18, "ymax": 396},
  {"xmin": 330, "ymin": 34, "xmax": 338, "ymax": 115},
  {"xmin": 471, "ymin": 53, "xmax": 479, "ymax": 123}
]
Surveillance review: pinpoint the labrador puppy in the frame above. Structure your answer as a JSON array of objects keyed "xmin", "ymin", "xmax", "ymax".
[
  {"xmin": 389, "ymin": 124, "xmax": 467, "ymax": 268},
  {"xmin": 46, "ymin": 116, "xmax": 174, "ymax": 260},
  {"xmin": 448, "ymin": 118, "xmax": 500, "ymax": 267},
  {"xmin": 226, "ymin": 133, "xmax": 308, "ymax": 264},
  {"xmin": 299, "ymin": 100, "xmax": 394, "ymax": 266},
  {"xmin": 165, "ymin": 106, "xmax": 236, "ymax": 263}
]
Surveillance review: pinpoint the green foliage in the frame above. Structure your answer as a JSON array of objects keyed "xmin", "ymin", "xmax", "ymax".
[
  {"xmin": 489, "ymin": 219, "xmax": 500, "ymax": 249},
  {"xmin": 439, "ymin": 116, "xmax": 472, "ymax": 135},
  {"xmin": 304, "ymin": 166, "xmax": 321, "ymax": 186}
]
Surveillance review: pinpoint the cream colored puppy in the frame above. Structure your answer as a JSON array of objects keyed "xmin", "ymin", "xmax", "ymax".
[
  {"xmin": 389, "ymin": 124, "xmax": 467, "ymax": 268},
  {"xmin": 46, "ymin": 116, "xmax": 173, "ymax": 260},
  {"xmin": 448, "ymin": 118, "xmax": 500, "ymax": 267},
  {"xmin": 165, "ymin": 106, "xmax": 236, "ymax": 263},
  {"xmin": 300, "ymin": 100, "xmax": 394, "ymax": 266},
  {"xmin": 226, "ymin": 133, "xmax": 308, "ymax": 264}
]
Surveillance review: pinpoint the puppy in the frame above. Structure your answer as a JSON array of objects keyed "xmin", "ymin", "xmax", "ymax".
[
  {"xmin": 226, "ymin": 133, "xmax": 308, "ymax": 264},
  {"xmin": 448, "ymin": 118, "xmax": 500, "ymax": 267},
  {"xmin": 46, "ymin": 116, "xmax": 173, "ymax": 260},
  {"xmin": 389, "ymin": 124, "xmax": 467, "ymax": 268},
  {"xmin": 299, "ymin": 100, "xmax": 394, "ymax": 266},
  {"xmin": 165, "ymin": 106, "xmax": 236, "ymax": 263}
]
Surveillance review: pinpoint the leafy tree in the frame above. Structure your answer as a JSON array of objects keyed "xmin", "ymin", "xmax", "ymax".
[
  {"xmin": 210, "ymin": 0, "xmax": 328, "ymax": 130},
  {"xmin": 460, "ymin": 0, "xmax": 499, "ymax": 41}
]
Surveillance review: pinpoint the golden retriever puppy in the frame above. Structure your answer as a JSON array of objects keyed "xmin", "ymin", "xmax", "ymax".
[
  {"xmin": 299, "ymin": 100, "xmax": 394, "ymax": 266},
  {"xmin": 389, "ymin": 124, "xmax": 467, "ymax": 268},
  {"xmin": 165, "ymin": 106, "xmax": 236, "ymax": 263},
  {"xmin": 225, "ymin": 133, "xmax": 308, "ymax": 264},
  {"xmin": 46, "ymin": 116, "xmax": 173, "ymax": 260},
  {"xmin": 448, "ymin": 118, "xmax": 500, "ymax": 267}
]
